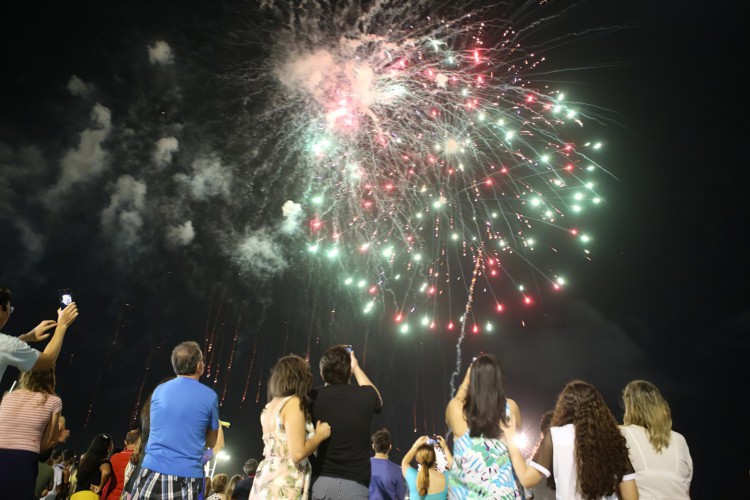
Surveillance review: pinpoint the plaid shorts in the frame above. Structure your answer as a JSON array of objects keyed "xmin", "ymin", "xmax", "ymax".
[{"xmin": 130, "ymin": 467, "xmax": 204, "ymax": 499}]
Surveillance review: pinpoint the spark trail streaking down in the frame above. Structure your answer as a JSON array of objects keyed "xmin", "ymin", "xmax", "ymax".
[{"xmin": 249, "ymin": 0, "xmax": 610, "ymax": 386}]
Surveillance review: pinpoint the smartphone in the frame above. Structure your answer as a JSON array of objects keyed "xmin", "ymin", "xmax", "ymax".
[
  {"xmin": 427, "ymin": 435, "xmax": 439, "ymax": 446},
  {"xmin": 345, "ymin": 345, "xmax": 353, "ymax": 353},
  {"xmin": 59, "ymin": 289, "xmax": 74, "ymax": 309}
]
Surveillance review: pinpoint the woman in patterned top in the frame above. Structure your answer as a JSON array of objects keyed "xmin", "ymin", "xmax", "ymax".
[
  {"xmin": 249, "ymin": 355, "xmax": 331, "ymax": 499},
  {"xmin": 445, "ymin": 353, "xmax": 523, "ymax": 500}
]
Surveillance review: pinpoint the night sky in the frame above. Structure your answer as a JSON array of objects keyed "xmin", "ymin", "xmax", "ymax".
[{"xmin": 1, "ymin": 1, "xmax": 747, "ymax": 497}]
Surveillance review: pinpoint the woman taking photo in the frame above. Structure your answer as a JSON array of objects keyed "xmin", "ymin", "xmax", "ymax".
[
  {"xmin": 401, "ymin": 435, "xmax": 452, "ymax": 500},
  {"xmin": 445, "ymin": 353, "xmax": 523, "ymax": 499},
  {"xmin": 250, "ymin": 354, "xmax": 331, "ymax": 499}
]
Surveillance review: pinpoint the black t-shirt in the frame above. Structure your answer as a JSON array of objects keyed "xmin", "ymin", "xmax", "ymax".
[{"xmin": 310, "ymin": 384, "xmax": 382, "ymax": 486}]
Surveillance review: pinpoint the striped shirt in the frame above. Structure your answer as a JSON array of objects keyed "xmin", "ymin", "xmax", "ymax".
[{"xmin": 0, "ymin": 389, "xmax": 62, "ymax": 452}]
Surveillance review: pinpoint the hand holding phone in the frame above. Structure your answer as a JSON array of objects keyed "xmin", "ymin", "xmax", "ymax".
[
  {"xmin": 59, "ymin": 289, "xmax": 74, "ymax": 309},
  {"xmin": 427, "ymin": 434, "xmax": 440, "ymax": 446},
  {"xmin": 345, "ymin": 345, "xmax": 353, "ymax": 353}
]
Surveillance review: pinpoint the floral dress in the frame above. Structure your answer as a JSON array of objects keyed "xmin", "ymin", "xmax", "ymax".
[
  {"xmin": 448, "ymin": 432, "xmax": 523, "ymax": 500},
  {"xmin": 250, "ymin": 396, "xmax": 315, "ymax": 499}
]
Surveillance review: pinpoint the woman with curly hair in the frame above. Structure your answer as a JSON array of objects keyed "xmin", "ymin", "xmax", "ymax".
[
  {"xmin": 0, "ymin": 368, "xmax": 65, "ymax": 499},
  {"xmin": 621, "ymin": 380, "xmax": 692, "ymax": 499},
  {"xmin": 250, "ymin": 354, "xmax": 331, "ymax": 499},
  {"xmin": 504, "ymin": 380, "xmax": 638, "ymax": 500},
  {"xmin": 445, "ymin": 353, "xmax": 523, "ymax": 499}
]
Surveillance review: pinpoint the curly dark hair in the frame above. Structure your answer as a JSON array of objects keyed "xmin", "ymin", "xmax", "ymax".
[
  {"xmin": 319, "ymin": 345, "xmax": 351, "ymax": 385},
  {"xmin": 552, "ymin": 380, "xmax": 630, "ymax": 500},
  {"xmin": 464, "ymin": 353, "xmax": 508, "ymax": 439},
  {"xmin": 268, "ymin": 355, "xmax": 313, "ymax": 419}
]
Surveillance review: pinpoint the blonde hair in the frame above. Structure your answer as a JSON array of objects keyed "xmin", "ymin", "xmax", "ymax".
[
  {"xmin": 19, "ymin": 368, "xmax": 56, "ymax": 405},
  {"xmin": 622, "ymin": 379, "xmax": 672, "ymax": 452},
  {"xmin": 415, "ymin": 445, "xmax": 436, "ymax": 496}
]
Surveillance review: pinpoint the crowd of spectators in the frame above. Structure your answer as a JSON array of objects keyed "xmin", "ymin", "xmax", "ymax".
[{"xmin": 0, "ymin": 284, "xmax": 693, "ymax": 499}]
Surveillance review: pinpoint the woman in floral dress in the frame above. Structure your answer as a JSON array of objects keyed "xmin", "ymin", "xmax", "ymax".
[
  {"xmin": 445, "ymin": 353, "xmax": 524, "ymax": 499},
  {"xmin": 250, "ymin": 355, "xmax": 331, "ymax": 499}
]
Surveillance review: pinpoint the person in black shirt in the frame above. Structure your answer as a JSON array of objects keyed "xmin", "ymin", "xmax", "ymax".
[{"xmin": 310, "ymin": 345, "xmax": 382, "ymax": 499}]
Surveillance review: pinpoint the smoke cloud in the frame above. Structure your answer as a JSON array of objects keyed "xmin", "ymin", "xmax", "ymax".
[
  {"xmin": 148, "ymin": 40, "xmax": 174, "ymax": 64},
  {"xmin": 101, "ymin": 175, "xmax": 147, "ymax": 250}
]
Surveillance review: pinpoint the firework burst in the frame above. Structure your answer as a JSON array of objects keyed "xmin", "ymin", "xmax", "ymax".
[{"xmin": 238, "ymin": 0, "xmax": 610, "ymax": 346}]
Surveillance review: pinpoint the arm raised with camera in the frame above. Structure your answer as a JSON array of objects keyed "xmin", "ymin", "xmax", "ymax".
[
  {"xmin": 31, "ymin": 303, "xmax": 78, "ymax": 371},
  {"xmin": 350, "ymin": 350, "xmax": 383, "ymax": 407}
]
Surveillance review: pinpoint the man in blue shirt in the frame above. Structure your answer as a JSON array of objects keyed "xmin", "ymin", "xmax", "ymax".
[
  {"xmin": 369, "ymin": 428, "xmax": 405, "ymax": 500},
  {"xmin": 132, "ymin": 341, "xmax": 219, "ymax": 499}
]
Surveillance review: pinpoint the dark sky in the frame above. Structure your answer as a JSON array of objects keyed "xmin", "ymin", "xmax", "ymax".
[{"xmin": 0, "ymin": 0, "xmax": 747, "ymax": 496}]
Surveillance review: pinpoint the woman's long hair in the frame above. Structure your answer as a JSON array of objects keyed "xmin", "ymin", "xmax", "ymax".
[
  {"xmin": 76, "ymin": 434, "xmax": 113, "ymax": 485},
  {"xmin": 268, "ymin": 355, "xmax": 313, "ymax": 419},
  {"xmin": 415, "ymin": 444, "xmax": 437, "ymax": 496},
  {"xmin": 464, "ymin": 353, "xmax": 507, "ymax": 439},
  {"xmin": 552, "ymin": 380, "xmax": 629, "ymax": 500},
  {"xmin": 622, "ymin": 379, "xmax": 672, "ymax": 452},
  {"xmin": 19, "ymin": 368, "xmax": 56, "ymax": 405}
]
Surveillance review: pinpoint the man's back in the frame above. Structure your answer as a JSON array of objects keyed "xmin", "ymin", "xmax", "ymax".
[
  {"xmin": 142, "ymin": 377, "xmax": 219, "ymax": 478},
  {"xmin": 310, "ymin": 384, "xmax": 381, "ymax": 486},
  {"xmin": 369, "ymin": 457, "xmax": 405, "ymax": 500}
]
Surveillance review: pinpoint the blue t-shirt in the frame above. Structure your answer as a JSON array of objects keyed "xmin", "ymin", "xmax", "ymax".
[
  {"xmin": 142, "ymin": 377, "xmax": 219, "ymax": 478},
  {"xmin": 405, "ymin": 467, "xmax": 448, "ymax": 500},
  {"xmin": 369, "ymin": 457, "xmax": 406, "ymax": 500}
]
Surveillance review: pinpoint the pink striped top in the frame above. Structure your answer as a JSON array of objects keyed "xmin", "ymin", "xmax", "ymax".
[{"xmin": 0, "ymin": 389, "xmax": 62, "ymax": 452}]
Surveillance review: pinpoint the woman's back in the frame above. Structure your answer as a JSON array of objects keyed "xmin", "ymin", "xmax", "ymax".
[
  {"xmin": 621, "ymin": 425, "xmax": 692, "ymax": 499},
  {"xmin": 404, "ymin": 467, "xmax": 447, "ymax": 499},
  {"xmin": 448, "ymin": 432, "xmax": 520, "ymax": 500}
]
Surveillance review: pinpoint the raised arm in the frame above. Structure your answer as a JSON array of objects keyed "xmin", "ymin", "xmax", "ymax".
[
  {"xmin": 351, "ymin": 351, "xmax": 383, "ymax": 406},
  {"xmin": 401, "ymin": 435, "xmax": 428, "ymax": 477},
  {"xmin": 283, "ymin": 397, "xmax": 331, "ymax": 464},
  {"xmin": 32, "ymin": 303, "xmax": 78, "ymax": 371},
  {"xmin": 446, "ymin": 364, "xmax": 471, "ymax": 437},
  {"xmin": 436, "ymin": 435, "xmax": 453, "ymax": 469}
]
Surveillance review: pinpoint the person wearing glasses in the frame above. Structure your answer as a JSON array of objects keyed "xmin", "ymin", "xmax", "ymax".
[{"xmin": 0, "ymin": 285, "xmax": 79, "ymax": 383}]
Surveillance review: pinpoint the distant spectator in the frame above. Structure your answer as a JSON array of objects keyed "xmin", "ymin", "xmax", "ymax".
[
  {"xmin": 232, "ymin": 458, "xmax": 259, "ymax": 500},
  {"xmin": 225, "ymin": 473, "xmax": 243, "ymax": 500},
  {"xmin": 445, "ymin": 354, "xmax": 523, "ymax": 498},
  {"xmin": 0, "ymin": 286, "xmax": 79, "ymax": 383},
  {"xmin": 504, "ymin": 380, "xmax": 638, "ymax": 500},
  {"xmin": 36, "ymin": 448, "xmax": 55, "ymax": 498},
  {"xmin": 60, "ymin": 449, "xmax": 76, "ymax": 499},
  {"xmin": 621, "ymin": 379, "xmax": 693, "ymax": 498},
  {"xmin": 401, "ymin": 435, "xmax": 452, "ymax": 500},
  {"xmin": 251, "ymin": 354, "xmax": 331, "ymax": 498},
  {"xmin": 0, "ymin": 367, "xmax": 65, "ymax": 498},
  {"xmin": 369, "ymin": 428, "xmax": 405, "ymax": 500},
  {"xmin": 40, "ymin": 448, "xmax": 65, "ymax": 499},
  {"xmin": 131, "ymin": 341, "xmax": 219, "ymax": 498},
  {"xmin": 108, "ymin": 429, "xmax": 140, "ymax": 499},
  {"xmin": 529, "ymin": 411, "xmax": 556, "ymax": 500},
  {"xmin": 71, "ymin": 433, "xmax": 115, "ymax": 498},
  {"xmin": 310, "ymin": 345, "xmax": 382, "ymax": 499},
  {"xmin": 207, "ymin": 473, "xmax": 228, "ymax": 500}
]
